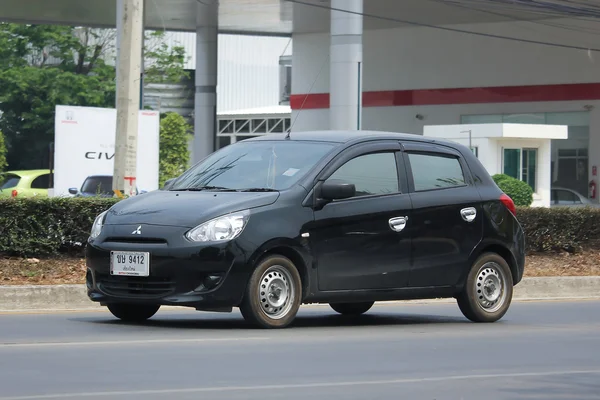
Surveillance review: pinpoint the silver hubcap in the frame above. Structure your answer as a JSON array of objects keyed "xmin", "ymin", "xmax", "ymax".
[
  {"xmin": 475, "ymin": 262, "xmax": 506, "ymax": 313},
  {"xmin": 258, "ymin": 265, "xmax": 294, "ymax": 320}
]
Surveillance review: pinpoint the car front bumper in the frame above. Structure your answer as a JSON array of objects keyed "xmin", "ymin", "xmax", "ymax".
[{"xmin": 85, "ymin": 223, "xmax": 251, "ymax": 309}]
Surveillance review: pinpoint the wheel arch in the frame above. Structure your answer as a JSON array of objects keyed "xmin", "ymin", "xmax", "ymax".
[
  {"xmin": 247, "ymin": 238, "xmax": 312, "ymax": 301},
  {"xmin": 458, "ymin": 241, "xmax": 520, "ymax": 292}
]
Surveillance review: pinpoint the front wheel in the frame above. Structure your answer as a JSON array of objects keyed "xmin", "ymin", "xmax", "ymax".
[
  {"xmin": 457, "ymin": 252, "xmax": 513, "ymax": 323},
  {"xmin": 330, "ymin": 302, "xmax": 374, "ymax": 316},
  {"xmin": 239, "ymin": 255, "xmax": 302, "ymax": 329},
  {"xmin": 106, "ymin": 303, "xmax": 160, "ymax": 322}
]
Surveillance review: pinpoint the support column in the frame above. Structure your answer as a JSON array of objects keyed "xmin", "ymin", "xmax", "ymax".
[
  {"xmin": 113, "ymin": 0, "xmax": 144, "ymax": 196},
  {"xmin": 330, "ymin": 0, "xmax": 363, "ymax": 131},
  {"xmin": 193, "ymin": 1, "xmax": 219, "ymax": 164}
]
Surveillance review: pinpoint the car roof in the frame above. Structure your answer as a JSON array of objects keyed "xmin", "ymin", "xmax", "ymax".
[
  {"xmin": 246, "ymin": 130, "xmax": 457, "ymax": 148},
  {"xmin": 3, "ymin": 169, "xmax": 50, "ymax": 177}
]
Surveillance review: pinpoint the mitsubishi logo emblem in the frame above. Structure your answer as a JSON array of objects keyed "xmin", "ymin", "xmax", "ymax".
[{"xmin": 132, "ymin": 225, "xmax": 142, "ymax": 235}]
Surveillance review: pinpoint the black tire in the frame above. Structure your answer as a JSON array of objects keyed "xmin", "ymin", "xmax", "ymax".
[
  {"xmin": 239, "ymin": 254, "xmax": 302, "ymax": 329},
  {"xmin": 106, "ymin": 303, "xmax": 161, "ymax": 322},
  {"xmin": 330, "ymin": 302, "xmax": 374, "ymax": 316},
  {"xmin": 457, "ymin": 252, "xmax": 513, "ymax": 323}
]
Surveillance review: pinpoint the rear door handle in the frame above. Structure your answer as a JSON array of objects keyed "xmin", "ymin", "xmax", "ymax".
[
  {"xmin": 461, "ymin": 207, "xmax": 477, "ymax": 223},
  {"xmin": 389, "ymin": 216, "xmax": 408, "ymax": 232}
]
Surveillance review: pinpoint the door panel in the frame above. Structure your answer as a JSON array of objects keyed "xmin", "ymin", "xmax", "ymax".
[
  {"xmin": 403, "ymin": 149, "xmax": 483, "ymax": 288},
  {"xmin": 312, "ymin": 194, "xmax": 412, "ymax": 291},
  {"xmin": 307, "ymin": 144, "xmax": 413, "ymax": 292}
]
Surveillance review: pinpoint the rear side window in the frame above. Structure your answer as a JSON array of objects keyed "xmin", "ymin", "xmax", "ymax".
[
  {"xmin": 408, "ymin": 153, "xmax": 466, "ymax": 191},
  {"xmin": 327, "ymin": 152, "xmax": 399, "ymax": 197},
  {"xmin": 31, "ymin": 174, "xmax": 50, "ymax": 189},
  {"xmin": 0, "ymin": 174, "xmax": 20, "ymax": 189}
]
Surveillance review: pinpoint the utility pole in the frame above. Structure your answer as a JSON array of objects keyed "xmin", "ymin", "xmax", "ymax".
[{"xmin": 113, "ymin": 0, "xmax": 144, "ymax": 197}]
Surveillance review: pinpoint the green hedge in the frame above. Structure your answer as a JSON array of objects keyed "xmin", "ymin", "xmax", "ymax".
[
  {"xmin": 2, "ymin": 197, "xmax": 600, "ymax": 257},
  {"xmin": 0, "ymin": 197, "xmax": 119, "ymax": 257},
  {"xmin": 516, "ymin": 206, "xmax": 600, "ymax": 253}
]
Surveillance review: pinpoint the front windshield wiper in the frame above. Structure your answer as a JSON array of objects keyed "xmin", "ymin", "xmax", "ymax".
[
  {"xmin": 237, "ymin": 188, "xmax": 279, "ymax": 192},
  {"xmin": 170, "ymin": 186, "xmax": 236, "ymax": 192}
]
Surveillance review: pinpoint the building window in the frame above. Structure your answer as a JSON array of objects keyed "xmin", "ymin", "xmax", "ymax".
[
  {"xmin": 279, "ymin": 55, "xmax": 292, "ymax": 105},
  {"xmin": 503, "ymin": 148, "xmax": 537, "ymax": 191}
]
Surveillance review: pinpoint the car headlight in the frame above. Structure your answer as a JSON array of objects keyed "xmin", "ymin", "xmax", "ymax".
[
  {"xmin": 186, "ymin": 210, "xmax": 250, "ymax": 243},
  {"xmin": 90, "ymin": 211, "xmax": 108, "ymax": 239}
]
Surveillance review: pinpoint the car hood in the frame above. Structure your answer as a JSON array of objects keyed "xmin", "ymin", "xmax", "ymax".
[{"xmin": 104, "ymin": 190, "xmax": 280, "ymax": 227}]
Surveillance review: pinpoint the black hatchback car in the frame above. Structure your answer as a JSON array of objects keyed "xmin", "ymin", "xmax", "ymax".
[{"xmin": 86, "ymin": 130, "xmax": 525, "ymax": 328}]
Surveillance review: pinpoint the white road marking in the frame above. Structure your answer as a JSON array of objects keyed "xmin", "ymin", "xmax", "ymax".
[
  {"xmin": 0, "ymin": 337, "xmax": 267, "ymax": 349},
  {"xmin": 2, "ymin": 369, "xmax": 600, "ymax": 399}
]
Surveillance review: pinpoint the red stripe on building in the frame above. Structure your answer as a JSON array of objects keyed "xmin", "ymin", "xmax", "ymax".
[{"xmin": 289, "ymin": 82, "xmax": 600, "ymax": 110}]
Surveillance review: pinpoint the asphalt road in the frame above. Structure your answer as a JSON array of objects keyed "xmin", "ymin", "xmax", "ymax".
[{"xmin": 0, "ymin": 300, "xmax": 599, "ymax": 400}]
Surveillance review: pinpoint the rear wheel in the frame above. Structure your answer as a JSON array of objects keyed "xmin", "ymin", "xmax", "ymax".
[
  {"xmin": 239, "ymin": 255, "xmax": 302, "ymax": 329},
  {"xmin": 106, "ymin": 303, "xmax": 160, "ymax": 322},
  {"xmin": 330, "ymin": 302, "xmax": 374, "ymax": 316},
  {"xmin": 457, "ymin": 252, "xmax": 513, "ymax": 323}
]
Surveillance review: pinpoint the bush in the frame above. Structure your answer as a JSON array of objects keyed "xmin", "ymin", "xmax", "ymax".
[
  {"xmin": 492, "ymin": 174, "xmax": 533, "ymax": 207},
  {"xmin": 0, "ymin": 197, "xmax": 119, "ymax": 257},
  {"xmin": 517, "ymin": 206, "xmax": 600, "ymax": 253}
]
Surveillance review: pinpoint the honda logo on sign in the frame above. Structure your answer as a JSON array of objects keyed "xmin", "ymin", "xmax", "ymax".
[{"xmin": 132, "ymin": 226, "xmax": 142, "ymax": 235}]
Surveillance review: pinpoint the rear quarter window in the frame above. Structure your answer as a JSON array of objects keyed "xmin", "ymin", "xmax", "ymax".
[
  {"xmin": 408, "ymin": 152, "xmax": 466, "ymax": 191},
  {"xmin": 0, "ymin": 174, "xmax": 20, "ymax": 189}
]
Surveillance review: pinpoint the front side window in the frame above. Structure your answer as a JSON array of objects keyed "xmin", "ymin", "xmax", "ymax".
[
  {"xmin": 82, "ymin": 176, "xmax": 113, "ymax": 195},
  {"xmin": 408, "ymin": 153, "xmax": 466, "ymax": 191},
  {"xmin": 171, "ymin": 141, "xmax": 335, "ymax": 191},
  {"xmin": 326, "ymin": 152, "xmax": 399, "ymax": 198},
  {"xmin": 553, "ymin": 189, "xmax": 582, "ymax": 205}
]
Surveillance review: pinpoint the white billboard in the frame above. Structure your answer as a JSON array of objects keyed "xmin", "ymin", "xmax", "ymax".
[{"xmin": 53, "ymin": 105, "xmax": 160, "ymax": 197}]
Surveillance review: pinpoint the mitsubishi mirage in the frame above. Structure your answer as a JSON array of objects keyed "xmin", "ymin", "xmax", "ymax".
[{"xmin": 85, "ymin": 130, "xmax": 525, "ymax": 329}]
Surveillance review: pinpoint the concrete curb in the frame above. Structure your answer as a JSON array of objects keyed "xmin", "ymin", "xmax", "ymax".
[{"xmin": 0, "ymin": 276, "xmax": 599, "ymax": 312}]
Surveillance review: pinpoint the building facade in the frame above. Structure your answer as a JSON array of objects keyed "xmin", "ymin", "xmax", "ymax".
[{"xmin": 289, "ymin": 17, "xmax": 600, "ymax": 204}]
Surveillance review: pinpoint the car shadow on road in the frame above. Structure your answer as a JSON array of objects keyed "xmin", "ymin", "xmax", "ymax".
[{"xmin": 75, "ymin": 310, "xmax": 470, "ymax": 330}]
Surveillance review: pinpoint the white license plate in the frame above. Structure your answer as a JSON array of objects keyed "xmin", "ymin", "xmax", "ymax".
[{"xmin": 110, "ymin": 251, "xmax": 150, "ymax": 277}]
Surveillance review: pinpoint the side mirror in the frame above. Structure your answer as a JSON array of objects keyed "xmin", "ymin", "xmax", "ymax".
[
  {"xmin": 163, "ymin": 178, "xmax": 176, "ymax": 190},
  {"xmin": 320, "ymin": 179, "xmax": 355, "ymax": 201},
  {"xmin": 68, "ymin": 188, "xmax": 78, "ymax": 195}
]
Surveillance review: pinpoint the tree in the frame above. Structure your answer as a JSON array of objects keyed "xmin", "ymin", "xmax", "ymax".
[
  {"xmin": 0, "ymin": 23, "xmax": 189, "ymax": 171},
  {"xmin": 159, "ymin": 112, "xmax": 191, "ymax": 187},
  {"xmin": 0, "ymin": 130, "xmax": 7, "ymax": 173}
]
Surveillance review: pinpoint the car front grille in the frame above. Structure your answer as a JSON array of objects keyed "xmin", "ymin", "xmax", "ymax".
[{"xmin": 97, "ymin": 274, "xmax": 175, "ymax": 298}]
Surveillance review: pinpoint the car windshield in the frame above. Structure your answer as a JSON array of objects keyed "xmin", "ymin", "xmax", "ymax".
[
  {"xmin": 81, "ymin": 176, "xmax": 113, "ymax": 195},
  {"xmin": 170, "ymin": 140, "xmax": 335, "ymax": 191},
  {"xmin": 0, "ymin": 174, "xmax": 20, "ymax": 190}
]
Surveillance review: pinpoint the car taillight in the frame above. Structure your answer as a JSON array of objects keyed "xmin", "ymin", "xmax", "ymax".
[
  {"xmin": 11, "ymin": 190, "xmax": 18, "ymax": 198},
  {"xmin": 500, "ymin": 193, "xmax": 516, "ymax": 216}
]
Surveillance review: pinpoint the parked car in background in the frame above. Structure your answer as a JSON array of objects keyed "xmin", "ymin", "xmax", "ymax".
[
  {"xmin": 0, "ymin": 169, "xmax": 51, "ymax": 198},
  {"xmin": 86, "ymin": 130, "xmax": 525, "ymax": 329},
  {"xmin": 69, "ymin": 175, "xmax": 114, "ymax": 198},
  {"xmin": 69, "ymin": 175, "xmax": 146, "ymax": 197},
  {"xmin": 551, "ymin": 186, "xmax": 600, "ymax": 208}
]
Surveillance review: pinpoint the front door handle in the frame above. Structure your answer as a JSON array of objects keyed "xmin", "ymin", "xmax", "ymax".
[
  {"xmin": 461, "ymin": 207, "xmax": 477, "ymax": 223},
  {"xmin": 389, "ymin": 216, "xmax": 408, "ymax": 232}
]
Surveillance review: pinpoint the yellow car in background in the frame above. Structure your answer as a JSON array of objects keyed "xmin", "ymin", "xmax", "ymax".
[{"xmin": 0, "ymin": 169, "xmax": 51, "ymax": 198}]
